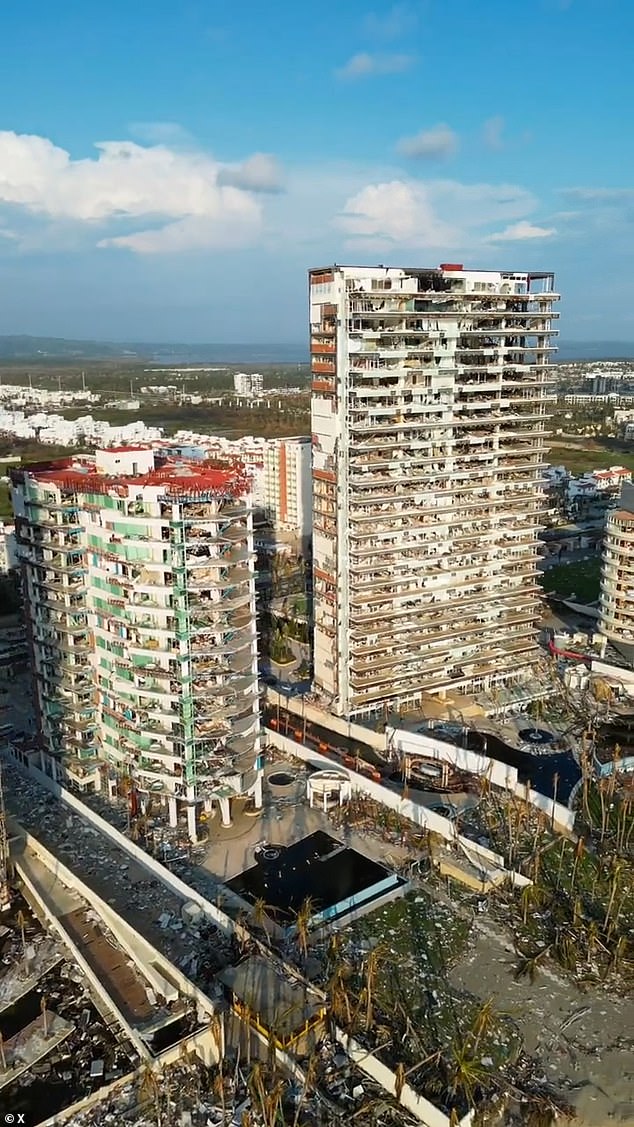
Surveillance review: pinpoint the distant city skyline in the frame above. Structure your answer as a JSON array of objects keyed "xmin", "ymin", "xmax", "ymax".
[{"xmin": 1, "ymin": 0, "xmax": 633, "ymax": 341}]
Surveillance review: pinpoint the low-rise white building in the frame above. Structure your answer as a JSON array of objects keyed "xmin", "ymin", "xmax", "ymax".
[{"xmin": 0, "ymin": 523, "xmax": 17, "ymax": 572}]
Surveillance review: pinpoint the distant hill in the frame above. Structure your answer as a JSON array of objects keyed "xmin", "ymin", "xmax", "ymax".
[
  {"xmin": 0, "ymin": 335, "xmax": 143, "ymax": 360},
  {"xmin": 0, "ymin": 336, "xmax": 308, "ymax": 364},
  {"xmin": 2, "ymin": 334, "xmax": 633, "ymax": 365}
]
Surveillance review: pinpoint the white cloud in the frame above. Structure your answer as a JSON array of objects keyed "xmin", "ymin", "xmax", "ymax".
[
  {"xmin": 561, "ymin": 187, "xmax": 634, "ymax": 202},
  {"xmin": 487, "ymin": 220, "xmax": 556, "ymax": 242},
  {"xmin": 336, "ymin": 179, "xmax": 539, "ymax": 250},
  {"xmin": 396, "ymin": 124, "xmax": 458, "ymax": 160},
  {"xmin": 364, "ymin": 4, "xmax": 416, "ymax": 39},
  {"xmin": 482, "ymin": 115, "xmax": 504, "ymax": 150},
  {"xmin": 335, "ymin": 52, "xmax": 415, "ymax": 79},
  {"xmin": 217, "ymin": 153, "xmax": 284, "ymax": 193},
  {"xmin": 337, "ymin": 181, "xmax": 457, "ymax": 246},
  {"xmin": 98, "ymin": 204, "xmax": 261, "ymax": 255},
  {"xmin": 0, "ymin": 131, "xmax": 270, "ymax": 254},
  {"xmin": 128, "ymin": 121, "xmax": 192, "ymax": 146}
]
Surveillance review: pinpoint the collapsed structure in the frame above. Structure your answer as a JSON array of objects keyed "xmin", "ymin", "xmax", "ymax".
[
  {"xmin": 309, "ymin": 263, "xmax": 559, "ymax": 717},
  {"xmin": 11, "ymin": 446, "xmax": 262, "ymax": 840}
]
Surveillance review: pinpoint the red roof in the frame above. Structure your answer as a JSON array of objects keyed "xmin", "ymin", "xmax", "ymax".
[{"xmin": 17, "ymin": 455, "xmax": 251, "ymax": 499}]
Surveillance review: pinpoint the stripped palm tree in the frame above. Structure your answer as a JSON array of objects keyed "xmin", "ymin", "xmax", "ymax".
[
  {"xmin": 294, "ymin": 896, "xmax": 315, "ymax": 961},
  {"xmin": 138, "ymin": 1064, "xmax": 162, "ymax": 1125},
  {"xmin": 362, "ymin": 944, "xmax": 385, "ymax": 1032},
  {"xmin": 514, "ymin": 943, "xmax": 553, "ymax": 984},
  {"xmin": 16, "ymin": 909, "xmax": 27, "ymax": 956}
]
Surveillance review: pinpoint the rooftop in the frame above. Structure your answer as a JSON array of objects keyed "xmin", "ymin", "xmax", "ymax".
[
  {"xmin": 310, "ymin": 264, "xmax": 555, "ymax": 281},
  {"xmin": 12, "ymin": 452, "xmax": 251, "ymax": 499}
]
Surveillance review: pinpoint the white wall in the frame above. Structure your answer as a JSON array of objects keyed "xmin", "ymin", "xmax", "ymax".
[
  {"xmin": 266, "ymin": 730, "xmax": 507, "ymax": 872},
  {"xmin": 95, "ymin": 447, "xmax": 155, "ymax": 476},
  {"xmin": 337, "ymin": 1030, "xmax": 473, "ymax": 1127}
]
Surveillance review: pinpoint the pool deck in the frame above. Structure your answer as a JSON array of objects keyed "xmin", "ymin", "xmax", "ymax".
[{"xmin": 199, "ymin": 761, "xmax": 413, "ymax": 885}]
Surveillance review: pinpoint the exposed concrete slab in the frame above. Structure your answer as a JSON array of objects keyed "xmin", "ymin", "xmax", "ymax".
[
  {"xmin": 199, "ymin": 759, "xmax": 414, "ymax": 885},
  {"xmin": 0, "ymin": 940, "xmax": 62, "ymax": 1014},
  {"xmin": 0, "ymin": 1012, "xmax": 74, "ymax": 1091},
  {"xmin": 17, "ymin": 849, "xmax": 182, "ymax": 1034}
]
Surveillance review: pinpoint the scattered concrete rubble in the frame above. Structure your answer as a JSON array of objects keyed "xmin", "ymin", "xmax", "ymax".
[
  {"xmin": 3, "ymin": 769, "xmax": 239, "ymax": 993},
  {"xmin": 0, "ymin": 935, "xmax": 62, "ymax": 1011},
  {"xmin": 0, "ymin": 896, "xmax": 141, "ymax": 1122}
]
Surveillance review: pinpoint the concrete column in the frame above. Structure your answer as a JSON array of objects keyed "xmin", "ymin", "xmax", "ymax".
[
  {"xmin": 187, "ymin": 803, "xmax": 198, "ymax": 842},
  {"xmin": 253, "ymin": 772, "xmax": 263, "ymax": 810},
  {"xmin": 168, "ymin": 796, "xmax": 178, "ymax": 828},
  {"xmin": 218, "ymin": 796, "xmax": 232, "ymax": 827},
  {"xmin": 94, "ymin": 769, "xmax": 102, "ymax": 793}
]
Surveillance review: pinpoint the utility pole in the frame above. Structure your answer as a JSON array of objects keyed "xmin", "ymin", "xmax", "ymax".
[{"xmin": 0, "ymin": 761, "xmax": 11, "ymax": 912}]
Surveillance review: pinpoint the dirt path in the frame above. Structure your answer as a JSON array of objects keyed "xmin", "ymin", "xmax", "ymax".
[{"xmin": 451, "ymin": 917, "xmax": 634, "ymax": 1126}]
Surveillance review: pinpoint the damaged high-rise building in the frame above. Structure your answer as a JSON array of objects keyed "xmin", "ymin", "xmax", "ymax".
[
  {"xmin": 309, "ymin": 263, "xmax": 559, "ymax": 718},
  {"xmin": 11, "ymin": 446, "xmax": 262, "ymax": 840}
]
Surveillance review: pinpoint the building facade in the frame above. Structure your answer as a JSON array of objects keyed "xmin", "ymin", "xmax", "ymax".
[
  {"xmin": 598, "ymin": 482, "xmax": 634, "ymax": 646},
  {"xmin": 263, "ymin": 437, "xmax": 312, "ymax": 548},
  {"xmin": 309, "ymin": 263, "xmax": 559, "ymax": 717},
  {"xmin": 233, "ymin": 372, "xmax": 264, "ymax": 397},
  {"xmin": 0, "ymin": 523, "xmax": 17, "ymax": 573},
  {"xmin": 11, "ymin": 446, "xmax": 262, "ymax": 840},
  {"xmin": 164, "ymin": 435, "xmax": 312, "ymax": 545}
]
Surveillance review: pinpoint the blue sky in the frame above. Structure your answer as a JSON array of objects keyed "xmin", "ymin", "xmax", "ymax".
[{"xmin": 0, "ymin": 0, "xmax": 632, "ymax": 343}]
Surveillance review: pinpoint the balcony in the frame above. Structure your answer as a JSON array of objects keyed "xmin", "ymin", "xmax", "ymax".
[{"xmin": 312, "ymin": 359, "xmax": 336, "ymax": 375}]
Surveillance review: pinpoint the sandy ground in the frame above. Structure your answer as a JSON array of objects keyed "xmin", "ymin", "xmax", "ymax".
[{"xmin": 451, "ymin": 917, "xmax": 634, "ymax": 1126}]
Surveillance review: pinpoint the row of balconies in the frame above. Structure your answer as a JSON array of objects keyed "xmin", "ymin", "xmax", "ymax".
[{"xmin": 347, "ymin": 567, "xmax": 538, "ymax": 608}]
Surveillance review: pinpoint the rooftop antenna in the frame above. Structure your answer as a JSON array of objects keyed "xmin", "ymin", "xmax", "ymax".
[{"xmin": 0, "ymin": 761, "xmax": 11, "ymax": 912}]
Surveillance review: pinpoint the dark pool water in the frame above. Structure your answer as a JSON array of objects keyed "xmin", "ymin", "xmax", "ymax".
[
  {"xmin": 268, "ymin": 771, "xmax": 295, "ymax": 786},
  {"xmin": 227, "ymin": 830, "xmax": 396, "ymax": 918}
]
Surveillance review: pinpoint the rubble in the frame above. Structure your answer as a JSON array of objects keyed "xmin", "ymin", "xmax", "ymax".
[{"xmin": 3, "ymin": 768, "xmax": 237, "ymax": 995}]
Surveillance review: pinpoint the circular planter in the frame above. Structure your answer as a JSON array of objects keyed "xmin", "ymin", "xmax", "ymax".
[{"xmin": 267, "ymin": 770, "xmax": 297, "ymax": 798}]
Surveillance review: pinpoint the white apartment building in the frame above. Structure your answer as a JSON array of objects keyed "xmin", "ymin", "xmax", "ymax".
[
  {"xmin": 233, "ymin": 372, "xmax": 264, "ymax": 397},
  {"xmin": 11, "ymin": 447, "xmax": 262, "ymax": 840},
  {"xmin": 309, "ymin": 263, "xmax": 559, "ymax": 717},
  {"xmin": 598, "ymin": 482, "xmax": 634, "ymax": 646},
  {"xmin": 263, "ymin": 437, "xmax": 312, "ymax": 546}
]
